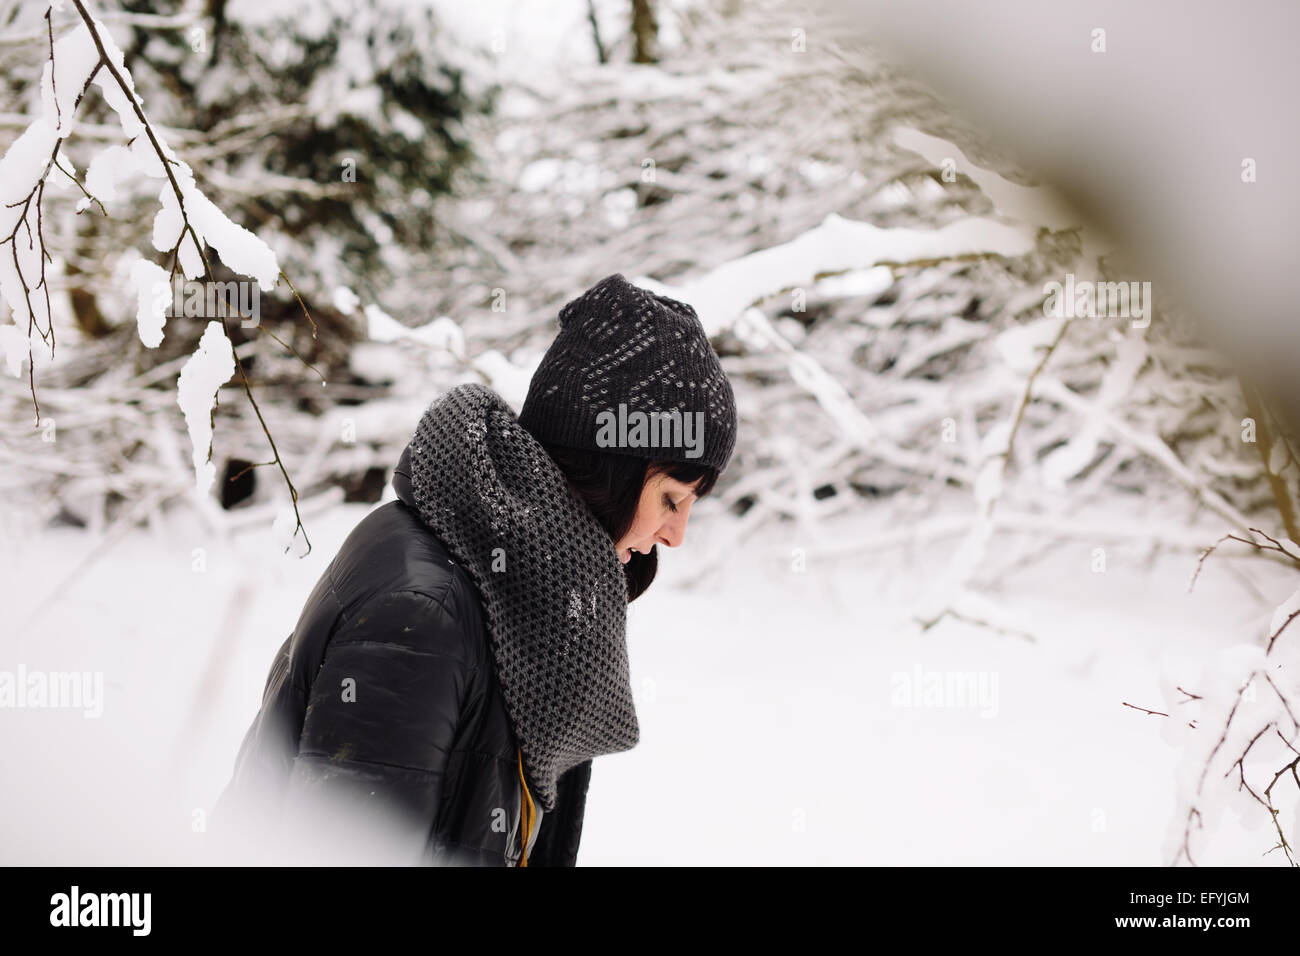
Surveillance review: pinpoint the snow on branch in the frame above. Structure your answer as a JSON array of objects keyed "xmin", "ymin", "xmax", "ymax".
[
  {"xmin": 0, "ymin": 2, "xmax": 318, "ymax": 553},
  {"xmin": 655, "ymin": 211, "xmax": 1035, "ymax": 339}
]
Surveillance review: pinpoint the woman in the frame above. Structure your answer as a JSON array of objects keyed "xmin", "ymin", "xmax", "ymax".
[{"xmin": 213, "ymin": 273, "xmax": 737, "ymax": 866}]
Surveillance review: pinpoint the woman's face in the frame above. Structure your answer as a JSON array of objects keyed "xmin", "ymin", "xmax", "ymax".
[{"xmin": 614, "ymin": 471, "xmax": 699, "ymax": 564}]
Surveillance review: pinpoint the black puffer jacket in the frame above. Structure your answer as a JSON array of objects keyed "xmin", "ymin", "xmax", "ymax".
[{"xmin": 214, "ymin": 448, "xmax": 592, "ymax": 866}]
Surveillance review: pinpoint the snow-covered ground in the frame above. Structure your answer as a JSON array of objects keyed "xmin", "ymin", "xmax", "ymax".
[{"xmin": 1, "ymin": 485, "xmax": 1289, "ymax": 866}]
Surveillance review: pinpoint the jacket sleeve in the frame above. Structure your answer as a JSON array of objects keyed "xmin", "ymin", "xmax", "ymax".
[{"xmin": 277, "ymin": 587, "xmax": 472, "ymax": 865}]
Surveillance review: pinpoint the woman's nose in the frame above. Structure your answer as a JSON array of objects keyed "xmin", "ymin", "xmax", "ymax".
[{"xmin": 658, "ymin": 510, "xmax": 689, "ymax": 548}]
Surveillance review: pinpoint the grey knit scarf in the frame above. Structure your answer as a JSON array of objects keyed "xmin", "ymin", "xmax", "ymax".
[{"xmin": 401, "ymin": 383, "xmax": 640, "ymax": 813}]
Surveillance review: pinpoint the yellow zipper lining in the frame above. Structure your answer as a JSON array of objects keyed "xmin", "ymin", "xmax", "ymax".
[{"xmin": 516, "ymin": 746, "xmax": 535, "ymax": 867}]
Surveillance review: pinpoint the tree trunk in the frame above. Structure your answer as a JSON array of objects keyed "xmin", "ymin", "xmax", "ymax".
[{"xmin": 631, "ymin": 0, "xmax": 658, "ymax": 64}]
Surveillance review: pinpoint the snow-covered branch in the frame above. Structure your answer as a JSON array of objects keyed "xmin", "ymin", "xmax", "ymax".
[{"xmin": 0, "ymin": 1, "xmax": 318, "ymax": 552}]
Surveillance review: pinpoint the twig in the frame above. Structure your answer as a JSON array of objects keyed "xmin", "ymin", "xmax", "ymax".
[
  {"xmin": 1268, "ymin": 608, "xmax": 1300, "ymax": 655},
  {"xmin": 52, "ymin": 156, "xmax": 107, "ymax": 216},
  {"xmin": 1247, "ymin": 526, "xmax": 1300, "ymax": 563},
  {"xmin": 996, "ymin": 314, "xmax": 1074, "ymax": 488},
  {"xmin": 71, "ymin": 0, "xmax": 312, "ymax": 555},
  {"xmin": 1122, "ymin": 701, "xmax": 1169, "ymax": 717}
]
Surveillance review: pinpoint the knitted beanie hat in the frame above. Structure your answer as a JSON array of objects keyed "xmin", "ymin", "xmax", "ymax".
[{"xmin": 518, "ymin": 274, "xmax": 738, "ymax": 473}]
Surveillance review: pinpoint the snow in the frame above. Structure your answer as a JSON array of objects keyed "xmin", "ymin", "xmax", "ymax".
[
  {"xmin": 80, "ymin": 144, "xmax": 139, "ymax": 208},
  {"xmin": 1040, "ymin": 334, "xmax": 1147, "ymax": 489},
  {"xmin": 470, "ymin": 348, "xmax": 536, "ymax": 410},
  {"xmin": 175, "ymin": 322, "xmax": 236, "ymax": 497},
  {"xmin": 271, "ymin": 503, "xmax": 311, "ymax": 558},
  {"xmin": 150, "ymin": 172, "xmax": 280, "ymax": 291},
  {"xmin": 39, "ymin": 20, "xmax": 102, "ymax": 139},
  {"xmin": 992, "ymin": 315, "xmax": 1064, "ymax": 373},
  {"xmin": 0, "ymin": 21, "xmax": 115, "ymax": 340},
  {"xmin": 332, "ymin": 286, "xmax": 360, "ymax": 315},
  {"xmin": 150, "ymin": 185, "xmax": 189, "ymax": 270},
  {"xmin": 365, "ymin": 303, "xmax": 466, "ymax": 359},
  {"xmin": 891, "ymin": 126, "xmax": 1113, "ymax": 261},
  {"xmin": 1268, "ymin": 583, "xmax": 1300, "ymax": 639},
  {"xmin": 363, "ymin": 302, "xmax": 409, "ymax": 339},
  {"xmin": 129, "ymin": 258, "xmax": 170, "ymax": 348},
  {"xmin": 429, "ymin": 0, "xmax": 596, "ymax": 78},
  {"xmin": 388, "ymin": 107, "xmax": 426, "ymax": 142},
  {"xmin": 0, "ymin": 0, "xmax": 1291, "ymax": 870},
  {"xmin": 37, "ymin": 19, "xmax": 282, "ymax": 292},
  {"xmin": 183, "ymin": 180, "xmax": 280, "ymax": 291},
  {"xmin": 0, "ymin": 323, "xmax": 26, "ymax": 377},
  {"xmin": 518, "ymin": 157, "xmax": 562, "ymax": 192},
  {"xmin": 0, "ymin": 118, "xmax": 63, "ymax": 334},
  {"xmin": 649, "ymin": 212, "xmax": 1036, "ymax": 338},
  {"xmin": 0, "ymin": 493, "xmax": 1288, "ymax": 865},
  {"xmin": 813, "ymin": 266, "xmax": 895, "ymax": 301}
]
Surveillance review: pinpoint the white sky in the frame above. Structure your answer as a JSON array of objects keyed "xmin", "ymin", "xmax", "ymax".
[{"xmin": 431, "ymin": 0, "xmax": 605, "ymax": 76}]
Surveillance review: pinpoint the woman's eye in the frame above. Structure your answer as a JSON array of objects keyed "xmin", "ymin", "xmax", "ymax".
[{"xmin": 663, "ymin": 493, "xmax": 678, "ymax": 513}]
